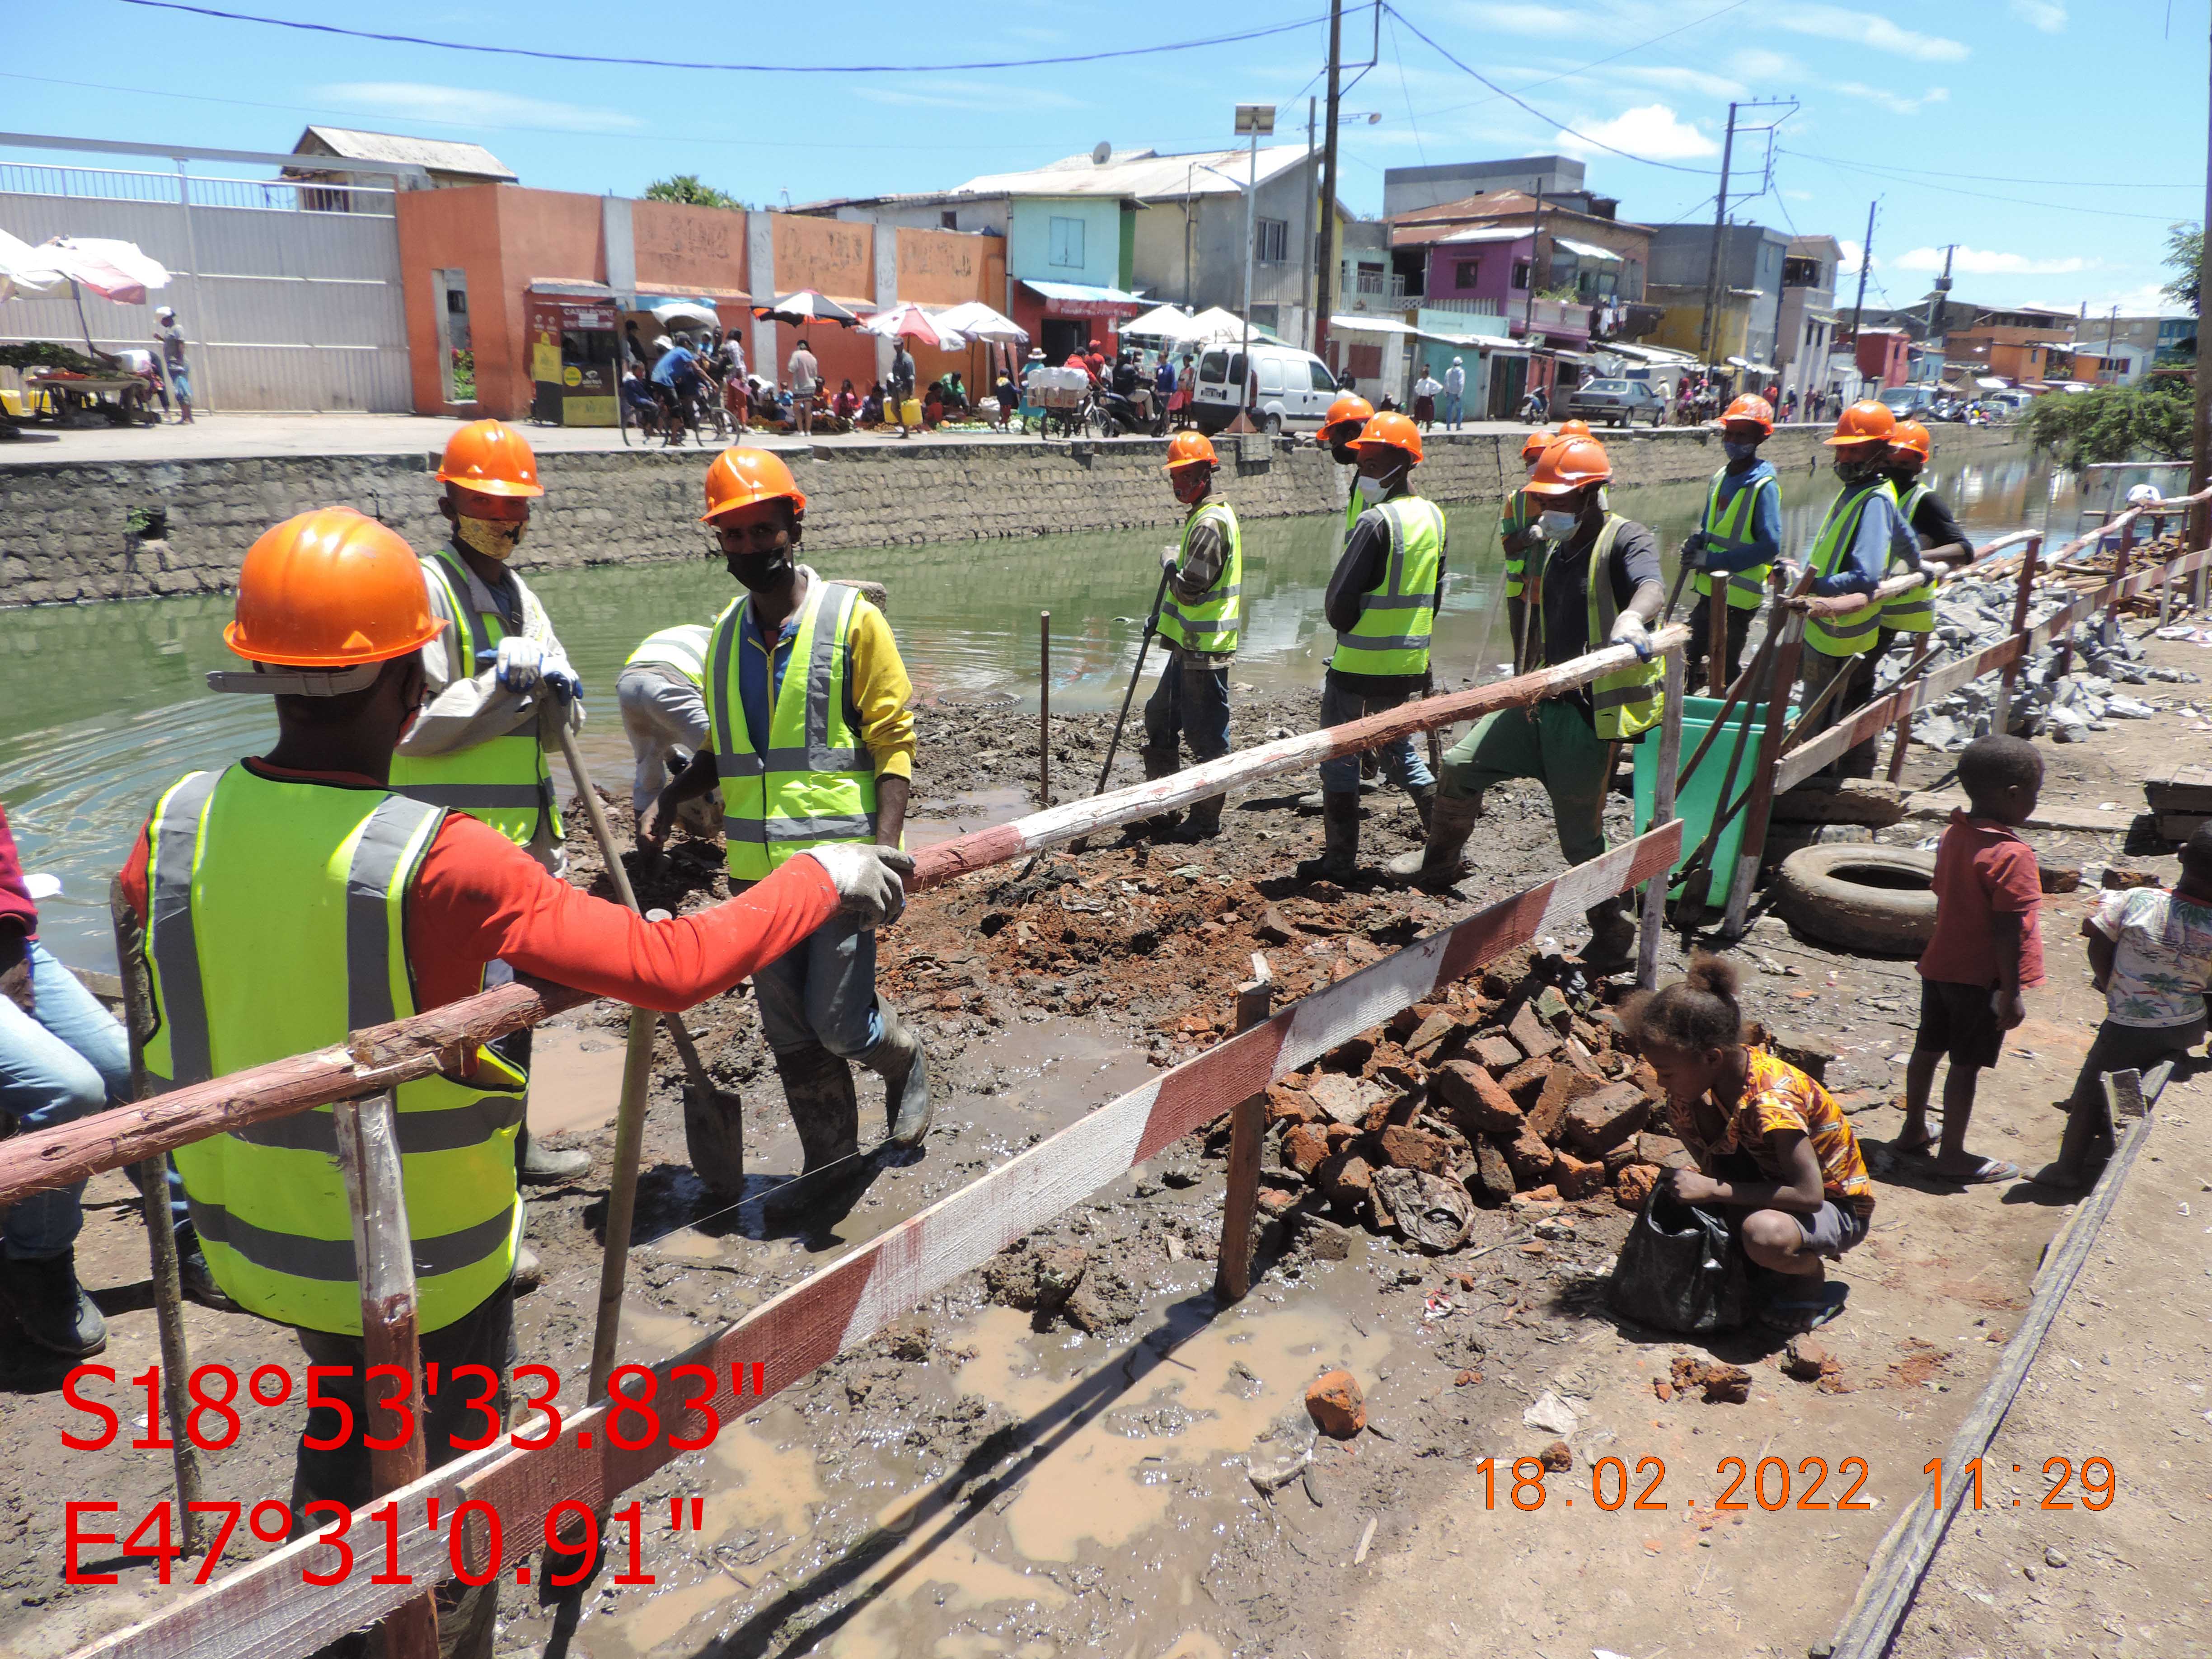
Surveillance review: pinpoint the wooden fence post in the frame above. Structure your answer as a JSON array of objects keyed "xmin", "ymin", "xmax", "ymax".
[
  {"xmin": 1039, "ymin": 610, "xmax": 1052, "ymax": 809},
  {"xmin": 1994, "ymin": 533, "xmax": 2042, "ymax": 736},
  {"xmin": 589, "ymin": 1003, "xmax": 658, "ymax": 1401},
  {"xmin": 332, "ymin": 1092, "xmax": 438, "ymax": 1659},
  {"xmin": 1638, "ymin": 646, "xmax": 1684, "ymax": 990},
  {"xmin": 1721, "ymin": 612, "xmax": 1808, "ymax": 939},
  {"xmin": 1706, "ymin": 583, "xmax": 1727, "ymax": 698},
  {"xmin": 1885, "ymin": 633, "xmax": 1932, "ymax": 783},
  {"xmin": 1213, "ymin": 954, "xmax": 1276, "ymax": 1304}
]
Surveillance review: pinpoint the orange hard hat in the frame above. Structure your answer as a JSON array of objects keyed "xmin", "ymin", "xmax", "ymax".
[
  {"xmin": 1353, "ymin": 410, "xmax": 1423, "ymax": 465},
  {"xmin": 1888, "ymin": 419, "xmax": 1932, "ymax": 461},
  {"xmin": 224, "ymin": 507, "xmax": 443, "ymax": 669},
  {"xmin": 1164, "ymin": 431, "xmax": 1219, "ymax": 471},
  {"xmin": 435, "ymin": 419, "xmax": 544, "ymax": 499},
  {"xmin": 1521, "ymin": 429, "xmax": 1554, "ymax": 461},
  {"xmin": 700, "ymin": 446, "xmax": 808, "ymax": 522},
  {"xmin": 1721, "ymin": 394, "xmax": 1775, "ymax": 433},
  {"xmin": 1825, "ymin": 399, "xmax": 1897, "ymax": 447},
  {"xmin": 1554, "ymin": 419, "xmax": 1595, "ymax": 440},
  {"xmin": 1525, "ymin": 435, "xmax": 1613, "ymax": 495},
  {"xmin": 1316, "ymin": 392, "xmax": 1375, "ymax": 445}
]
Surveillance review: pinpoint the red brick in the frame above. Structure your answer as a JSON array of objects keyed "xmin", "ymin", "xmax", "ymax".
[
  {"xmin": 1406, "ymin": 1010, "xmax": 1463, "ymax": 1056},
  {"xmin": 1256, "ymin": 1186, "xmax": 1302, "ymax": 1217},
  {"xmin": 1323, "ymin": 1122, "xmax": 1361, "ymax": 1151},
  {"xmin": 1527, "ymin": 1065, "xmax": 1600, "ymax": 1143},
  {"xmin": 1612, "ymin": 1163, "xmax": 1660, "ymax": 1210},
  {"xmin": 1305, "ymin": 1369, "xmax": 1367, "ymax": 1438},
  {"xmin": 1502, "ymin": 1128, "xmax": 1556, "ymax": 1186},
  {"xmin": 1551, "ymin": 1150, "xmax": 1607, "ymax": 1200},
  {"xmin": 1469, "ymin": 1034, "xmax": 1523, "ymax": 1071},
  {"xmin": 1469, "ymin": 1140, "xmax": 1516, "ymax": 1205},
  {"xmin": 1433, "ymin": 1060, "xmax": 1524, "ymax": 1135},
  {"xmin": 1498, "ymin": 1056, "xmax": 1552, "ymax": 1108},
  {"xmin": 1280, "ymin": 1124, "xmax": 1330, "ymax": 1177},
  {"xmin": 1507, "ymin": 1000, "xmax": 1562, "ymax": 1061},
  {"xmin": 1265, "ymin": 1085, "xmax": 1320, "ymax": 1127},
  {"xmin": 1317, "ymin": 1152, "xmax": 1373, "ymax": 1213},
  {"xmin": 1538, "ymin": 1440, "xmax": 1573, "ymax": 1473},
  {"xmin": 1561, "ymin": 1081, "xmax": 1651, "ymax": 1157},
  {"xmin": 1377, "ymin": 1124, "xmax": 1453, "ymax": 1175},
  {"xmin": 1634, "ymin": 1131, "xmax": 1693, "ymax": 1170}
]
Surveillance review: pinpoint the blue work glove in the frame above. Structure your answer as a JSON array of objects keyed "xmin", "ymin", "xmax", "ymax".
[{"xmin": 540, "ymin": 644, "xmax": 582, "ymax": 705}]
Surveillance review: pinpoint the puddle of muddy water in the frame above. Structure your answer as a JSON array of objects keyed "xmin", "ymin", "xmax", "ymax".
[{"xmin": 529, "ymin": 1023, "xmax": 633, "ymax": 1135}]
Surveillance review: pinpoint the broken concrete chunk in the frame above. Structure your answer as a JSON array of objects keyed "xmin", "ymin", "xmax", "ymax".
[
  {"xmin": 1526, "ymin": 1064, "xmax": 1601, "ymax": 1143},
  {"xmin": 1671, "ymin": 1354, "xmax": 1752, "ymax": 1404},
  {"xmin": 1468, "ymin": 1140, "xmax": 1517, "ymax": 1206},
  {"xmin": 1507, "ymin": 1000, "xmax": 1563, "ymax": 1060},
  {"xmin": 1502, "ymin": 1127, "xmax": 1557, "ymax": 1186},
  {"xmin": 1307, "ymin": 1072, "xmax": 1381, "ymax": 1127},
  {"xmin": 1377, "ymin": 1123, "xmax": 1454, "ymax": 1176},
  {"xmin": 1532, "ymin": 985, "xmax": 1573, "ymax": 1031},
  {"xmin": 1280, "ymin": 1123, "xmax": 1331, "ymax": 1176},
  {"xmin": 1469, "ymin": 1033, "xmax": 1523, "ymax": 1071},
  {"xmin": 1561, "ymin": 1080, "xmax": 1651, "ymax": 1157},
  {"xmin": 1550, "ymin": 1150, "xmax": 1607, "ymax": 1200},
  {"xmin": 1633, "ymin": 1131, "xmax": 1693, "ymax": 1170}
]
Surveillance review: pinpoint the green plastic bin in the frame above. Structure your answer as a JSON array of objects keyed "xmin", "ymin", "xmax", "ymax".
[{"xmin": 1633, "ymin": 693, "xmax": 1783, "ymax": 904}]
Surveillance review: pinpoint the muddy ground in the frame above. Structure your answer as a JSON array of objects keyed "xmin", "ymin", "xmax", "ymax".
[{"xmin": 6, "ymin": 645, "xmax": 2208, "ymax": 1659}]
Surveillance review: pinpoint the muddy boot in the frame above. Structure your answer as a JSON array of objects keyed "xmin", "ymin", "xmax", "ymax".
[
  {"xmin": 1172, "ymin": 793, "xmax": 1226, "ymax": 842},
  {"xmin": 1134, "ymin": 747, "xmax": 1183, "ymax": 839},
  {"xmin": 775, "ymin": 1043, "xmax": 860, "ymax": 1173},
  {"xmin": 1295, "ymin": 792, "xmax": 1362, "ymax": 882},
  {"xmin": 860, "ymin": 995, "xmax": 933, "ymax": 1149},
  {"xmin": 0, "ymin": 1249, "xmax": 106, "ymax": 1357},
  {"xmin": 1582, "ymin": 896, "xmax": 1639, "ymax": 973},
  {"xmin": 1407, "ymin": 781, "xmax": 1437, "ymax": 836},
  {"xmin": 1384, "ymin": 791, "xmax": 1481, "ymax": 885}
]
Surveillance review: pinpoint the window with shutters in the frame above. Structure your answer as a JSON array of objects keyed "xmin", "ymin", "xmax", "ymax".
[
  {"xmin": 1048, "ymin": 216, "xmax": 1084, "ymax": 269},
  {"xmin": 1256, "ymin": 217, "xmax": 1289, "ymax": 264}
]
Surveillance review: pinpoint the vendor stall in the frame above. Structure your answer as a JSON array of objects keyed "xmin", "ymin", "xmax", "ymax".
[{"xmin": 526, "ymin": 282, "xmax": 621, "ymax": 426}]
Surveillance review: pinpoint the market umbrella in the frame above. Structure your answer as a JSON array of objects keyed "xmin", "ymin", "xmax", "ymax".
[
  {"xmin": 44, "ymin": 237, "xmax": 169, "ymax": 305},
  {"xmin": 1166, "ymin": 305, "xmax": 1247, "ymax": 346},
  {"xmin": 755, "ymin": 290, "xmax": 860, "ymax": 328},
  {"xmin": 861, "ymin": 303, "xmax": 965, "ymax": 350},
  {"xmin": 0, "ymin": 229, "xmax": 66, "ymax": 301},
  {"xmin": 650, "ymin": 300, "xmax": 722, "ymax": 331},
  {"xmin": 931, "ymin": 300, "xmax": 1027, "ymax": 343},
  {"xmin": 1122, "ymin": 301, "xmax": 1195, "ymax": 339}
]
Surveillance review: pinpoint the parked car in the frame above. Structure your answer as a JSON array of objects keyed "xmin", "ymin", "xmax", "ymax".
[
  {"xmin": 1563, "ymin": 378, "xmax": 1666, "ymax": 428},
  {"xmin": 1189, "ymin": 342, "xmax": 1342, "ymax": 435}
]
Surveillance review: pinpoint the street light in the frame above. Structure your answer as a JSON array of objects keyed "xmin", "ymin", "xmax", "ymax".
[{"xmin": 1233, "ymin": 103, "xmax": 1274, "ymax": 431}]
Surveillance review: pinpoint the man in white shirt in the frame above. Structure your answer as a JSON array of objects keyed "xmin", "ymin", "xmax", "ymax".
[
  {"xmin": 787, "ymin": 338, "xmax": 820, "ymax": 436},
  {"xmin": 1443, "ymin": 357, "xmax": 1466, "ymax": 429}
]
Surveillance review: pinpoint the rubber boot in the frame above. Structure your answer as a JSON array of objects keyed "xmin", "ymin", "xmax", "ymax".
[
  {"xmin": 0, "ymin": 1250, "xmax": 106, "ymax": 1357},
  {"xmin": 1582, "ymin": 895, "xmax": 1639, "ymax": 973},
  {"xmin": 517, "ymin": 1121, "xmax": 591, "ymax": 1185},
  {"xmin": 775, "ymin": 1043, "xmax": 860, "ymax": 1173},
  {"xmin": 1407, "ymin": 781, "xmax": 1437, "ymax": 836},
  {"xmin": 1172, "ymin": 793, "xmax": 1226, "ymax": 842},
  {"xmin": 1135, "ymin": 747, "xmax": 1183, "ymax": 838},
  {"xmin": 1384, "ymin": 791, "xmax": 1481, "ymax": 886},
  {"xmin": 859, "ymin": 995, "xmax": 934, "ymax": 1148},
  {"xmin": 1296, "ymin": 792, "xmax": 1362, "ymax": 882}
]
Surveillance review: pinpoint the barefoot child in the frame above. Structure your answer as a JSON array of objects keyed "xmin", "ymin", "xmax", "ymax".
[
  {"xmin": 1898, "ymin": 733, "xmax": 2044, "ymax": 1184},
  {"xmin": 1627, "ymin": 956, "xmax": 1875, "ymax": 1332},
  {"xmin": 2048, "ymin": 825, "xmax": 2212, "ymax": 1186}
]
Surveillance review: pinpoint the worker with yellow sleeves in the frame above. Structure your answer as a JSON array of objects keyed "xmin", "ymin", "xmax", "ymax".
[
  {"xmin": 652, "ymin": 448, "xmax": 932, "ymax": 1176},
  {"xmin": 1396, "ymin": 435, "xmax": 1665, "ymax": 969},
  {"xmin": 389, "ymin": 418, "xmax": 590, "ymax": 1190},
  {"xmin": 618, "ymin": 622, "xmax": 718, "ymax": 838},
  {"xmin": 121, "ymin": 507, "xmax": 900, "ymax": 1659},
  {"xmin": 1682, "ymin": 394, "xmax": 1783, "ymax": 689}
]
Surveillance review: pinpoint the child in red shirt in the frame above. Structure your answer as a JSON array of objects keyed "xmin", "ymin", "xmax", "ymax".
[{"xmin": 1899, "ymin": 734, "xmax": 2043, "ymax": 1183}]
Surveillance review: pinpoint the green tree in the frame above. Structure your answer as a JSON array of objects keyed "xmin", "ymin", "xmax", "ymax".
[
  {"xmin": 2163, "ymin": 222, "xmax": 2202, "ymax": 316},
  {"xmin": 2019, "ymin": 375, "xmax": 2193, "ymax": 468},
  {"xmin": 644, "ymin": 174, "xmax": 747, "ymax": 211}
]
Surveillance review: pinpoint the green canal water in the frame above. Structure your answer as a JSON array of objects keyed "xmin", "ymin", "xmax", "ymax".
[{"xmin": 2, "ymin": 445, "xmax": 2060, "ymax": 970}]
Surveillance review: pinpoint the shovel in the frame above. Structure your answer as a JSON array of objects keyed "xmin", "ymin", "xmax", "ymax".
[{"xmin": 552, "ymin": 722, "xmax": 749, "ymax": 1198}]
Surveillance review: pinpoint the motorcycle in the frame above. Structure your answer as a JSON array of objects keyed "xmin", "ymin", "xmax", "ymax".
[{"xmin": 1086, "ymin": 385, "xmax": 1154, "ymax": 437}]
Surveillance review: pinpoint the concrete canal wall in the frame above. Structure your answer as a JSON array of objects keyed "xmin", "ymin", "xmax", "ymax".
[{"xmin": 1, "ymin": 423, "xmax": 2025, "ymax": 606}]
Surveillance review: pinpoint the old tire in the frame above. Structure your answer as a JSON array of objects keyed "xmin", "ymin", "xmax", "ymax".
[{"xmin": 1771, "ymin": 844, "xmax": 1937, "ymax": 956}]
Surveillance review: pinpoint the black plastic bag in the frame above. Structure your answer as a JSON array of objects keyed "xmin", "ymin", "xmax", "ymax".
[{"xmin": 1605, "ymin": 1188, "xmax": 1748, "ymax": 1333}]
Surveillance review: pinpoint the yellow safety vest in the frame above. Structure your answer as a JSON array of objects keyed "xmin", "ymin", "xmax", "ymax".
[
  {"xmin": 1329, "ymin": 495, "xmax": 1446, "ymax": 678},
  {"xmin": 387, "ymin": 545, "xmax": 561, "ymax": 848},
  {"xmin": 142, "ymin": 766, "xmax": 525, "ymax": 1334},
  {"xmin": 707, "ymin": 580, "xmax": 880, "ymax": 882},
  {"xmin": 1157, "ymin": 500, "xmax": 1243, "ymax": 655},
  {"xmin": 1881, "ymin": 482, "xmax": 1938, "ymax": 634},
  {"xmin": 1692, "ymin": 466, "xmax": 1776, "ymax": 612},
  {"xmin": 1531, "ymin": 515, "xmax": 1665, "ymax": 740},
  {"xmin": 626, "ymin": 623, "xmax": 712, "ymax": 687},
  {"xmin": 1500, "ymin": 486, "xmax": 1540, "ymax": 600},
  {"xmin": 1803, "ymin": 480, "xmax": 1899, "ymax": 658}
]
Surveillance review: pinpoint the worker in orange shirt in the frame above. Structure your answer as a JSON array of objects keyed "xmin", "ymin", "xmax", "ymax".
[{"xmin": 119, "ymin": 507, "xmax": 905, "ymax": 1659}]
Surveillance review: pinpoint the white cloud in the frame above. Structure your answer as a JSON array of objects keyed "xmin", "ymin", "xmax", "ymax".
[
  {"xmin": 1611, "ymin": 64, "xmax": 1747, "ymax": 99},
  {"xmin": 2010, "ymin": 0, "xmax": 2067, "ymax": 31},
  {"xmin": 1554, "ymin": 103, "xmax": 1719, "ymax": 161},
  {"xmin": 1831, "ymin": 81, "xmax": 1950, "ymax": 115},
  {"xmin": 1729, "ymin": 47, "xmax": 1803, "ymax": 83},
  {"xmin": 855, "ymin": 80, "xmax": 1083, "ymax": 111},
  {"xmin": 1453, "ymin": 2, "xmax": 1589, "ymax": 33},
  {"xmin": 1891, "ymin": 245, "xmax": 2090, "ymax": 276},
  {"xmin": 1837, "ymin": 240, "xmax": 1872, "ymax": 275},
  {"xmin": 317, "ymin": 82, "xmax": 642, "ymax": 133},
  {"xmin": 1769, "ymin": 4, "xmax": 1970, "ymax": 63}
]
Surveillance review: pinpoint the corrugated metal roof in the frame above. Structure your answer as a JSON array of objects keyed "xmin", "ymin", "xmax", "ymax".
[
  {"xmin": 955, "ymin": 146, "xmax": 1309, "ymax": 201},
  {"xmin": 294, "ymin": 127, "xmax": 515, "ymax": 181}
]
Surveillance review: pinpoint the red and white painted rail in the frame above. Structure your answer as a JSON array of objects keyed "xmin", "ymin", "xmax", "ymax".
[{"xmin": 73, "ymin": 823, "xmax": 1681, "ymax": 1659}]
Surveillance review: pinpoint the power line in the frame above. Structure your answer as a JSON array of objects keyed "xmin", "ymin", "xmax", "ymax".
[
  {"xmin": 1385, "ymin": 14, "xmax": 1431, "ymax": 173},
  {"xmin": 113, "ymin": 0, "xmax": 1327, "ymax": 73},
  {"xmin": 1416, "ymin": 0, "xmax": 1757, "ymax": 122},
  {"xmin": 1783, "ymin": 149, "xmax": 2194, "ymax": 191},
  {"xmin": 1381, "ymin": 4, "xmax": 1720, "ymax": 176}
]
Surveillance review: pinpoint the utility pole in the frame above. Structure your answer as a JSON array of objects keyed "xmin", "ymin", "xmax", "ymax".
[
  {"xmin": 1301, "ymin": 96, "xmax": 1317, "ymax": 346},
  {"xmin": 1926, "ymin": 242, "xmax": 1954, "ymax": 334},
  {"xmin": 1697, "ymin": 101, "xmax": 1739, "ymax": 363},
  {"xmin": 1523, "ymin": 180, "xmax": 1546, "ymax": 339},
  {"xmin": 1312, "ymin": 0, "xmax": 1345, "ymax": 374},
  {"xmin": 2193, "ymin": 10, "xmax": 2212, "ymax": 548},
  {"xmin": 1847, "ymin": 198, "xmax": 1876, "ymax": 396}
]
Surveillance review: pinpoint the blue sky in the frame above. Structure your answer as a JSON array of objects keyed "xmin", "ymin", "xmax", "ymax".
[{"xmin": 6, "ymin": 0, "xmax": 2202, "ymax": 318}]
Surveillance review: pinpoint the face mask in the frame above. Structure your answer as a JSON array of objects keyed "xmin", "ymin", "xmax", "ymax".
[
  {"xmin": 731, "ymin": 548, "xmax": 793, "ymax": 592},
  {"xmin": 455, "ymin": 515, "xmax": 525, "ymax": 561},
  {"xmin": 1537, "ymin": 509, "xmax": 1578, "ymax": 539},
  {"xmin": 1356, "ymin": 473, "xmax": 1395, "ymax": 508},
  {"xmin": 1723, "ymin": 440, "xmax": 1759, "ymax": 464}
]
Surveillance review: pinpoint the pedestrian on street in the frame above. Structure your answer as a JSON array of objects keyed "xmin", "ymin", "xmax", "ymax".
[
  {"xmin": 131, "ymin": 506, "xmax": 897, "ymax": 1659},
  {"xmin": 1682, "ymin": 394, "xmax": 1783, "ymax": 690},
  {"xmin": 652, "ymin": 450, "xmax": 933, "ymax": 1175},
  {"xmin": 787, "ymin": 337, "xmax": 820, "ymax": 436},
  {"xmin": 387, "ymin": 420, "xmax": 591, "ymax": 1201},
  {"xmin": 1398, "ymin": 435, "xmax": 1664, "ymax": 970},
  {"xmin": 154, "ymin": 306, "xmax": 193, "ymax": 423},
  {"xmin": 1442, "ymin": 357, "xmax": 1466, "ymax": 430},
  {"xmin": 891, "ymin": 342, "xmax": 918, "ymax": 439},
  {"xmin": 1411, "ymin": 369, "xmax": 1442, "ymax": 431},
  {"xmin": 1299, "ymin": 412, "xmax": 1443, "ymax": 883},
  {"xmin": 1138, "ymin": 433, "xmax": 1242, "ymax": 844}
]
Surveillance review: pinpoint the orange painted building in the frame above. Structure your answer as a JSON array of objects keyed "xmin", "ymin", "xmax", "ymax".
[{"xmin": 396, "ymin": 185, "xmax": 1005, "ymax": 421}]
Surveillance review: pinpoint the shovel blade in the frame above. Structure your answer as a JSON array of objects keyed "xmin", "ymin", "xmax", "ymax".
[{"xmin": 682, "ymin": 1084, "xmax": 747, "ymax": 1199}]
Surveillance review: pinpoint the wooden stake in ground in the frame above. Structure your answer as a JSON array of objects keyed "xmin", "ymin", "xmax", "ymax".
[
  {"xmin": 1721, "ymin": 610, "xmax": 1808, "ymax": 937},
  {"xmin": 331, "ymin": 1092, "xmax": 438, "ymax": 1659},
  {"xmin": 1638, "ymin": 647, "xmax": 1684, "ymax": 990},
  {"xmin": 1038, "ymin": 609, "xmax": 1051, "ymax": 809},
  {"xmin": 1994, "ymin": 534, "xmax": 2043, "ymax": 733},
  {"xmin": 1214, "ymin": 955, "xmax": 1275, "ymax": 1303},
  {"xmin": 1885, "ymin": 633, "xmax": 1932, "ymax": 783}
]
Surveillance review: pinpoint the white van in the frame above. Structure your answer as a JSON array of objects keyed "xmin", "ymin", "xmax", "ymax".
[{"xmin": 1189, "ymin": 342, "xmax": 1343, "ymax": 435}]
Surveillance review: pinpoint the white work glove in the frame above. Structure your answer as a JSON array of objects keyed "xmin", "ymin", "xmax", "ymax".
[
  {"xmin": 540, "ymin": 642, "xmax": 582, "ymax": 705},
  {"xmin": 1160, "ymin": 545, "xmax": 1180, "ymax": 572},
  {"xmin": 1608, "ymin": 610, "xmax": 1652, "ymax": 660},
  {"xmin": 803, "ymin": 844, "xmax": 916, "ymax": 931},
  {"xmin": 493, "ymin": 636, "xmax": 544, "ymax": 692}
]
